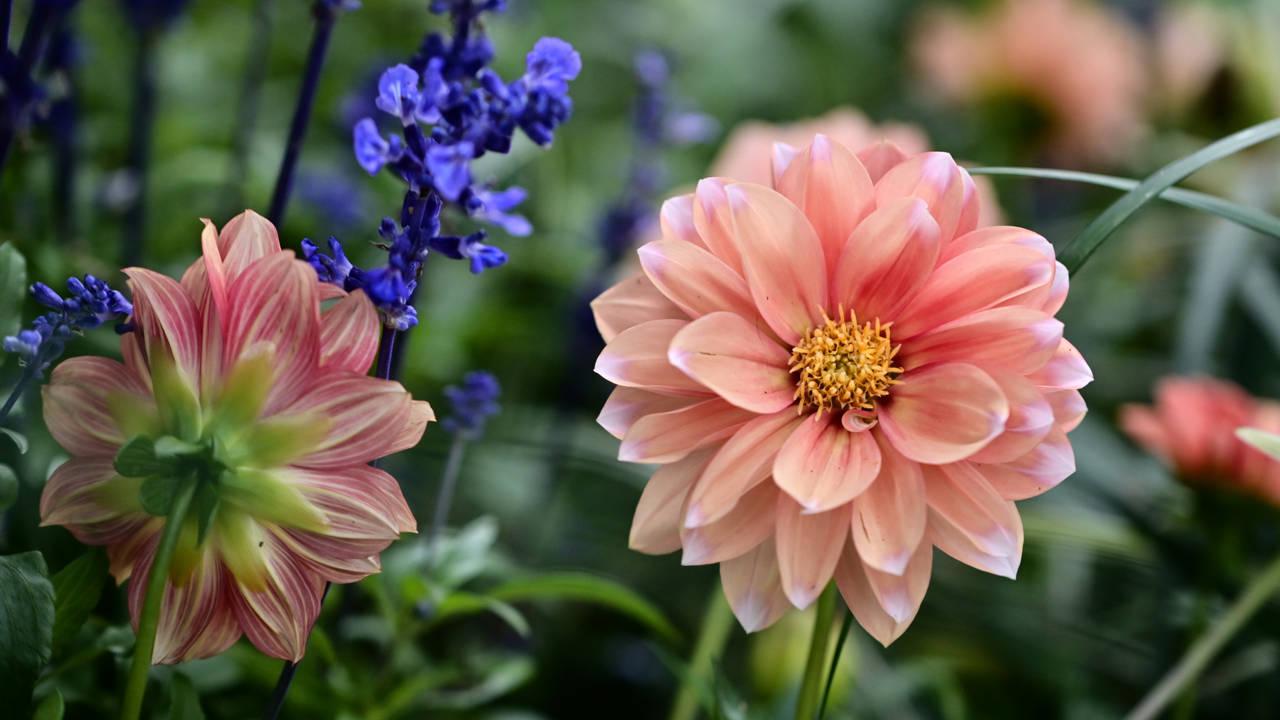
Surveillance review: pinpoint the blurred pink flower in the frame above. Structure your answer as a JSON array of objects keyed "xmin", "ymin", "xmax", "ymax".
[
  {"xmin": 40, "ymin": 211, "xmax": 432, "ymax": 663},
  {"xmin": 1121, "ymin": 377, "xmax": 1280, "ymax": 505},
  {"xmin": 1154, "ymin": 3, "xmax": 1229, "ymax": 116},
  {"xmin": 593, "ymin": 135, "xmax": 1090, "ymax": 644},
  {"xmin": 912, "ymin": 0, "xmax": 1147, "ymax": 165}
]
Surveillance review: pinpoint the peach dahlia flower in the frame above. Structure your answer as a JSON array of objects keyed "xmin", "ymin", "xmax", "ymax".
[
  {"xmin": 1121, "ymin": 377, "xmax": 1280, "ymax": 506},
  {"xmin": 593, "ymin": 136, "xmax": 1090, "ymax": 644},
  {"xmin": 40, "ymin": 211, "xmax": 432, "ymax": 663}
]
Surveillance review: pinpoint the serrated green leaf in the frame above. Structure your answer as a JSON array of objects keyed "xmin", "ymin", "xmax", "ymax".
[
  {"xmin": 488, "ymin": 571, "xmax": 679, "ymax": 643},
  {"xmin": 114, "ymin": 436, "xmax": 171, "ymax": 478},
  {"xmin": 0, "ymin": 243, "xmax": 27, "ymax": 345},
  {"xmin": 168, "ymin": 673, "xmax": 205, "ymax": 720},
  {"xmin": 1237, "ymin": 428, "xmax": 1280, "ymax": 461},
  {"xmin": 0, "ymin": 552, "xmax": 55, "ymax": 714},
  {"xmin": 32, "ymin": 688, "xmax": 64, "ymax": 720},
  {"xmin": 1058, "ymin": 118, "xmax": 1280, "ymax": 272},
  {"xmin": 0, "ymin": 463, "xmax": 16, "ymax": 510},
  {"xmin": 1, "ymin": 427, "xmax": 28, "ymax": 454},
  {"xmin": 141, "ymin": 476, "xmax": 179, "ymax": 516},
  {"xmin": 51, "ymin": 550, "xmax": 109, "ymax": 653}
]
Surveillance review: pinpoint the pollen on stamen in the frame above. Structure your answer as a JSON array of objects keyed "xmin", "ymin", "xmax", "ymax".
[{"xmin": 788, "ymin": 306, "xmax": 903, "ymax": 417}]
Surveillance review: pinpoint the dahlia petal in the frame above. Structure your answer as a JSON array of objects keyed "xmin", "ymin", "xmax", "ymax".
[
  {"xmin": 224, "ymin": 252, "xmax": 322, "ymax": 414},
  {"xmin": 40, "ymin": 457, "xmax": 146, "ymax": 536},
  {"xmin": 873, "ymin": 152, "xmax": 978, "ymax": 244},
  {"xmin": 595, "ymin": 319, "xmax": 707, "ymax": 396},
  {"xmin": 851, "ymin": 432, "xmax": 927, "ymax": 575},
  {"xmin": 43, "ymin": 357, "xmax": 154, "ymax": 457},
  {"xmin": 720, "ymin": 539, "xmax": 791, "ymax": 632},
  {"xmin": 928, "ymin": 503, "xmax": 1023, "ymax": 579},
  {"xmin": 1047, "ymin": 389, "xmax": 1087, "ymax": 432},
  {"xmin": 218, "ymin": 209, "xmax": 283, "ymax": 281},
  {"xmin": 128, "ymin": 542, "xmax": 242, "ymax": 664},
  {"xmin": 598, "ymin": 387, "xmax": 695, "ymax": 440},
  {"xmin": 638, "ymin": 240, "xmax": 756, "ymax": 321},
  {"xmin": 856, "ymin": 140, "xmax": 911, "ymax": 183},
  {"xmin": 968, "ymin": 373, "xmax": 1055, "ymax": 464},
  {"xmin": 667, "ymin": 312, "xmax": 793, "ymax": 414},
  {"xmin": 863, "ymin": 541, "xmax": 933, "ymax": 624},
  {"xmin": 879, "ymin": 363, "xmax": 1009, "ymax": 464},
  {"xmin": 275, "ymin": 530, "xmax": 383, "ymax": 584},
  {"xmin": 832, "ymin": 197, "xmax": 941, "ymax": 321},
  {"xmin": 591, "ymin": 274, "xmax": 686, "ymax": 344},
  {"xmin": 893, "ymin": 245, "xmax": 1056, "ymax": 339},
  {"xmin": 938, "ymin": 225, "xmax": 1054, "ymax": 265},
  {"xmin": 773, "ymin": 417, "xmax": 881, "ymax": 513},
  {"xmin": 681, "ymin": 481, "xmax": 777, "ymax": 565},
  {"xmin": 693, "ymin": 178, "xmax": 745, "ymax": 273},
  {"xmin": 124, "ymin": 267, "xmax": 203, "ymax": 384},
  {"xmin": 106, "ymin": 519, "xmax": 162, "ymax": 583},
  {"xmin": 978, "ymin": 429, "xmax": 1076, "ymax": 500},
  {"xmin": 770, "ymin": 141, "xmax": 800, "ymax": 184},
  {"xmin": 220, "ymin": 468, "xmax": 329, "ymax": 533},
  {"xmin": 630, "ymin": 450, "xmax": 711, "ymax": 554},
  {"xmin": 319, "ymin": 289, "xmax": 380, "ymax": 373},
  {"xmin": 1043, "ymin": 262, "xmax": 1070, "ymax": 315},
  {"xmin": 924, "ymin": 463, "xmax": 1021, "ymax": 559},
  {"xmin": 725, "ymin": 182, "xmax": 828, "ymax": 344},
  {"xmin": 229, "ymin": 535, "xmax": 326, "ymax": 662},
  {"xmin": 287, "ymin": 373, "xmax": 424, "ymax": 468},
  {"xmin": 775, "ymin": 497, "xmax": 849, "ymax": 608},
  {"xmin": 620, "ymin": 397, "xmax": 756, "ymax": 464},
  {"xmin": 685, "ymin": 411, "xmax": 802, "ymax": 527},
  {"xmin": 659, "ymin": 195, "xmax": 706, "ymax": 249},
  {"xmin": 901, "ymin": 307, "xmax": 1063, "ymax": 376},
  {"xmin": 774, "ymin": 134, "xmax": 875, "ymax": 274},
  {"xmin": 1027, "ymin": 339, "xmax": 1093, "ymax": 390},
  {"xmin": 835, "ymin": 541, "xmax": 931, "ymax": 646},
  {"xmin": 193, "ymin": 218, "xmax": 229, "ymax": 321}
]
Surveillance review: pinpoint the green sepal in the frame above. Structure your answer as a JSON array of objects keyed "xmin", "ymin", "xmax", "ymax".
[
  {"xmin": 193, "ymin": 479, "xmax": 221, "ymax": 545},
  {"xmin": 154, "ymin": 436, "xmax": 204, "ymax": 459},
  {"xmin": 139, "ymin": 476, "xmax": 179, "ymax": 517},
  {"xmin": 115, "ymin": 436, "xmax": 173, "ymax": 479},
  {"xmin": 151, "ymin": 352, "xmax": 202, "ymax": 442},
  {"xmin": 213, "ymin": 351, "xmax": 273, "ymax": 431}
]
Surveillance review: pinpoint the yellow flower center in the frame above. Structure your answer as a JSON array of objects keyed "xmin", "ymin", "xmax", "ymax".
[{"xmin": 789, "ymin": 308, "xmax": 903, "ymax": 417}]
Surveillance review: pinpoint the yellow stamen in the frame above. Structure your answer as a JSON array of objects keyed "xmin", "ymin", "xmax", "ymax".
[{"xmin": 788, "ymin": 306, "xmax": 903, "ymax": 417}]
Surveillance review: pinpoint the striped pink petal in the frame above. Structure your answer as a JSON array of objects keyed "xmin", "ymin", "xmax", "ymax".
[
  {"xmin": 287, "ymin": 374, "xmax": 423, "ymax": 468},
  {"xmin": 124, "ymin": 267, "xmax": 203, "ymax": 385},
  {"xmin": 43, "ymin": 357, "xmax": 154, "ymax": 457},
  {"xmin": 128, "ymin": 541, "xmax": 242, "ymax": 664},
  {"xmin": 319, "ymin": 289, "xmax": 380, "ymax": 373},
  {"xmin": 228, "ymin": 535, "xmax": 326, "ymax": 662}
]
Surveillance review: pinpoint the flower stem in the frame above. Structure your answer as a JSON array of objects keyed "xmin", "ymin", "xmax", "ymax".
[
  {"xmin": 120, "ymin": 29, "xmax": 157, "ymax": 267},
  {"xmin": 429, "ymin": 433, "xmax": 467, "ymax": 553},
  {"xmin": 120, "ymin": 480, "xmax": 196, "ymax": 720},
  {"xmin": 0, "ymin": 0, "xmax": 55, "ymax": 173},
  {"xmin": 817, "ymin": 610, "xmax": 853, "ymax": 720},
  {"xmin": 223, "ymin": 0, "xmax": 276, "ymax": 214},
  {"xmin": 794, "ymin": 584, "xmax": 838, "ymax": 720},
  {"xmin": 668, "ymin": 586, "xmax": 735, "ymax": 720},
  {"xmin": 0, "ymin": 365, "xmax": 36, "ymax": 423},
  {"xmin": 1126, "ymin": 551, "xmax": 1280, "ymax": 720},
  {"xmin": 267, "ymin": 1, "xmax": 338, "ymax": 226}
]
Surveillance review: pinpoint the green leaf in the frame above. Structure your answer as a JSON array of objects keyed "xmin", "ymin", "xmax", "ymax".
[
  {"xmin": 192, "ymin": 482, "xmax": 220, "ymax": 545},
  {"xmin": 51, "ymin": 550, "xmax": 109, "ymax": 653},
  {"xmin": 168, "ymin": 673, "xmax": 205, "ymax": 720},
  {"xmin": 0, "ymin": 463, "xmax": 16, "ymax": 510},
  {"xmin": 430, "ymin": 591, "xmax": 531, "ymax": 638},
  {"xmin": 1237, "ymin": 428, "xmax": 1280, "ymax": 461},
  {"xmin": 1, "ymin": 427, "xmax": 28, "ymax": 454},
  {"xmin": 489, "ymin": 572, "xmax": 680, "ymax": 643},
  {"xmin": 0, "ymin": 552, "xmax": 55, "ymax": 714},
  {"xmin": 968, "ymin": 167, "xmax": 1280, "ymax": 239},
  {"xmin": 32, "ymin": 689, "xmax": 64, "ymax": 720},
  {"xmin": 430, "ymin": 516, "xmax": 499, "ymax": 589},
  {"xmin": 418, "ymin": 654, "xmax": 534, "ymax": 710},
  {"xmin": 140, "ymin": 475, "xmax": 180, "ymax": 516},
  {"xmin": 114, "ymin": 436, "xmax": 171, "ymax": 478},
  {"xmin": 0, "ymin": 243, "xmax": 27, "ymax": 343},
  {"xmin": 1057, "ymin": 118, "xmax": 1280, "ymax": 272}
]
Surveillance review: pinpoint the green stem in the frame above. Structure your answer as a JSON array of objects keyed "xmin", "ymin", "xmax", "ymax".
[
  {"xmin": 120, "ymin": 481, "xmax": 196, "ymax": 720},
  {"xmin": 1126, "ymin": 551, "xmax": 1280, "ymax": 720},
  {"xmin": 817, "ymin": 610, "xmax": 854, "ymax": 720},
  {"xmin": 795, "ymin": 585, "xmax": 838, "ymax": 720},
  {"xmin": 668, "ymin": 586, "xmax": 735, "ymax": 720}
]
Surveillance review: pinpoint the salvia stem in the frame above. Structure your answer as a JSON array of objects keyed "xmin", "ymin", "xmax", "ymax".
[
  {"xmin": 817, "ymin": 610, "xmax": 854, "ymax": 720},
  {"xmin": 266, "ymin": 1, "xmax": 338, "ymax": 226},
  {"xmin": 668, "ymin": 586, "xmax": 735, "ymax": 720},
  {"xmin": 429, "ymin": 432, "xmax": 467, "ymax": 553},
  {"xmin": 223, "ymin": 0, "xmax": 276, "ymax": 214},
  {"xmin": 1126, "ymin": 551, "xmax": 1280, "ymax": 720},
  {"xmin": 120, "ymin": 30, "xmax": 157, "ymax": 267},
  {"xmin": 120, "ymin": 480, "xmax": 197, "ymax": 720},
  {"xmin": 0, "ymin": 0, "xmax": 53, "ymax": 172},
  {"xmin": 0, "ymin": 365, "xmax": 35, "ymax": 422},
  {"xmin": 794, "ymin": 584, "xmax": 839, "ymax": 720}
]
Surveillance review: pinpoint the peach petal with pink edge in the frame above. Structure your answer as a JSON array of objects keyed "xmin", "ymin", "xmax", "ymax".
[
  {"xmin": 775, "ymin": 497, "xmax": 849, "ymax": 608},
  {"xmin": 619, "ymin": 398, "xmax": 756, "ymax": 464},
  {"xmin": 928, "ymin": 502, "xmax": 1023, "ymax": 579},
  {"xmin": 873, "ymin": 152, "xmax": 978, "ymax": 244},
  {"xmin": 979, "ymin": 429, "xmax": 1076, "ymax": 501},
  {"xmin": 319, "ymin": 289, "xmax": 380, "ymax": 373},
  {"xmin": 1048, "ymin": 389, "xmax": 1087, "ymax": 432},
  {"xmin": 938, "ymin": 225, "xmax": 1054, "ymax": 265},
  {"xmin": 902, "ymin": 307, "xmax": 1062, "ymax": 376},
  {"xmin": 773, "ymin": 416, "xmax": 880, "ymax": 513},
  {"xmin": 127, "ymin": 541, "xmax": 242, "ymax": 664},
  {"xmin": 591, "ymin": 274, "xmax": 685, "ymax": 344},
  {"xmin": 851, "ymin": 432, "xmax": 927, "ymax": 575},
  {"xmin": 879, "ymin": 363, "xmax": 1008, "ymax": 465},
  {"xmin": 228, "ymin": 535, "xmax": 326, "ymax": 662},
  {"xmin": 835, "ymin": 541, "xmax": 931, "ymax": 646},
  {"xmin": 893, "ymin": 244, "xmax": 1056, "ymax": 339},
  {"xmin": 659, "ymin": 195, "xmax": 706, "ymax": 248},
  {"xmin": 668, "ymin": 312, "xmax": 793, "ymax": 415},
  {"xmin": 692, "ymin": 178, "xmax": 744, "ymax": 273},
  {"xmin": 774, "ymin": 134, "xmax": 874, "ymax": 273},
  {"xmin": 1043, "ymin": 262, "xmax": 1070, "ymax": 315},
  {"xmin": 43, "ymin": 357, "xmax": 153, "ymax": 457},
  {"xmin": 681, "ymin": 481, "xmax": 777, "ymax": 565},
  {"xmin": 924, "ymin": 463, "xmax": 1021, "ymax": 560},
  {"xmin": 629, "ymin": 450, "xmax": 712, "ymax": 554},
  {"xmin": 832, "ymin": 197, "xmax": 940, "ymax": 322},
  {"xmin": 1118, "ymin": 405, "xmax": 1170, "ymax": 459},
  {"xmin": 968, "ymin": 373, "xmax": 1055, "ymax": 464},
  {"xmin": 595, "ymin": 319, "xmax": 708, "ymax": 397},
  {"xmin": 638, "ymin": 240, "xmax": 756, "ymax": 321},
  {"xmin": 685, "ymin": 410, "xmax": 803, "ymax": 528},
  {"xmin": 720, "ymin": 539, "xmax": 791, "ymax": 632},
  {"xmin": 725, "ymin": 182, "xmax": 828, "ymax": 344},
  {"xmin": 1027, "ymin": 339, "xmax": 1093, "ymax": 390},
  {"xmin": 597, "ymin": 387, "xmax": 696, "ymax": 440},
  {"xmin": 769, "ymin": 142, "xmax": 800, "ymax": 184},
  {"xmin": 124, "ymin": 267, "xmax": 203, "ymax": 383},
  {"xmin": 856, "ymin": 140, "xmax": 912, "ymax": 183},
  {"xmin": 863, "ymin": 541, "xmax": 933, "ymax": 624},
  {"xmin": 223, "ymin": 252, "xmax": 322, "ymax": 414},
  {"xmin": 288, "ymin": 374, "xmax": 423, "ymax": 468}
]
